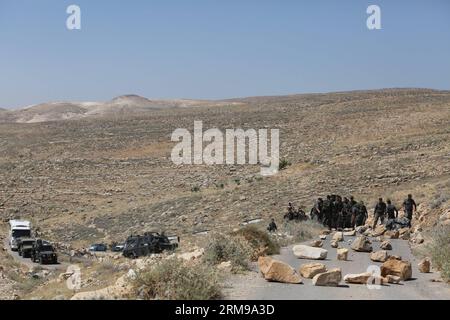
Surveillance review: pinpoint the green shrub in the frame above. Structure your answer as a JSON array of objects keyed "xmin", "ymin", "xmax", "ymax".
[
  {"xmin": 204, "ymin": 233, "xmax": 252, "ymax": 271},
  {"xmin": 278, "ymin": 158, "xmax": 291, "ymax": 171},
  {"xmin": 134, "ymin": 258, "xmax": 222, "ymax": 300},
  {"xmin": 234, "ymin": 225, "xmax": 280, "ymax": 260},
  {"xmin": 428, "ymin": 226, "xmax": 450, "ymax": 282}
]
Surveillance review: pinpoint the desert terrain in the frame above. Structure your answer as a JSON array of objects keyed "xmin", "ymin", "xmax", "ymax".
[{"xmin": 0, "ymin": 88, "xmax": 449, "ymax": 299}]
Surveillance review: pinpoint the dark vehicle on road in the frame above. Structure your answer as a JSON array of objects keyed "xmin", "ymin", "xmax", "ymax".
[
  {"xmin": 89, "ymin": 243, "xmax": 107, "ymax": 252},
  {"xmin": 18, "ymin": 238, "xmax": 35, "ymax": 258},
  {"xmin": 31, "ymin": 239, "xmax": 58, "ymax": 264},
  {"xmin": 122, "ymin": 232, "xmax": 179, "ymax": 259}
]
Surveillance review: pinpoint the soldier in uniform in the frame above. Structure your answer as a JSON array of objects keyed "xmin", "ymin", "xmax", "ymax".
[
  {"xmin": 355, "ymin": 201, "xmax": 368, "ymax": 227},
  {"xmin": 334, "ymin": 195, "xmax": 344, "ymax": 230},
  {"xmin": 267, "ymin": 218, "xmax": 278, "ymax": 232},
  {"xmin": 342, "ymin": 197, "xmax": 352, "ymax": 228},
  {"xmin": 386, "ymin": 199, "xmax": 399, "ymax": 220},
  {"xmin": 322, "ymin": 195, "xmax": 332, "ymax": 229},
  {"xmin": 403, "ymin": 194, "xmax": 417, "ymax": 228},
  {"xmin": 310, "ymin": 198, "xmax": 323, "ymax": 222},
  {"xmin": 373, "ymin": 198, "xmax": 387, "ymax": 229}
]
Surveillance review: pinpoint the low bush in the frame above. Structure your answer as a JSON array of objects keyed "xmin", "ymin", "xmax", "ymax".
[
  {"xmin": 203, "ymin": 233, "xmax": 252, "ymax": 271},
  {"xmin": 428, "ymin": 225, "xmax": 450, "ymax": 282},
  {"xmin": 134, "ymin": 258, "xmax": 222, "ymax": 300},
  {"xmin": 234, "ymin": 225, "xmax": 280, "ymax": 260}
]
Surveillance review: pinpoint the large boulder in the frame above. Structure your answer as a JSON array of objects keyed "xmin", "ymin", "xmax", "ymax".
[
  {"xmin": 293, "ymin": 245, "xmax": 328, "ymax": 260},
  {"xmin": 258, "ymin": 257, "xmax": 302, "ymax": 284},
  {"xmin": 370, "ymin": 250, "xmax": 390, "ymax": 262},
  {"xmin": 418, "ymin": 258, "xmax": 431, "ymax": 273},
  {"xmin": 380, "ymin": 258, "xmax": 412, "ymax": 280},
  {"xmin": 258, "ymin": 256, "xmax": 273, "ymax": 275},
  {"xmin": 351, "ymin": 236, "xmax": 373, "ymax": 252},
  {"xmin": 380, "ymin": 240, "xmax": 392, "ymax": 250},
  {"xmin": 337, "ymin": 248, "xmax": 349, "ymax": 261},
  {"xmin": 299, "ymin": 263, "xmax": 327, "ymax": 279},
  {"xmin": 332, "ymin": 232, "xmax": 344, "ymax": 242},
  {"xmin": 312, "ymin": 268, "xmax": 342, "ymax": 287}
]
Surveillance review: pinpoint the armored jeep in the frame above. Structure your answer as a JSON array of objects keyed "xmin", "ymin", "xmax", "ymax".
[
  {"xmin": 31, "ymin": 239, "xmax": 58, "ymax": 264},
  {"xmin": 122, "ymin": 232, "xmax": 179, "ymax": 259},
  {"xmin": 17, "ymin": 238, "xmax": 36, "ymax": 258}
]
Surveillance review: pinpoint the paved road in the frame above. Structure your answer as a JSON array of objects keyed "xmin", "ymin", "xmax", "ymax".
[
  {"xmin": 3, "ymin": 238, "xmax": 67, "ymax": 271},
  {"xmin": 226, "ymin": 233, "xmax": 450, "ymax": 300}
]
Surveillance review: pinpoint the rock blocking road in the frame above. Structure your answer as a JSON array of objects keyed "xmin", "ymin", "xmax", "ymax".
[{"xmin": 226, "ymin": 233, "xmax": 450, "ymax": 300}]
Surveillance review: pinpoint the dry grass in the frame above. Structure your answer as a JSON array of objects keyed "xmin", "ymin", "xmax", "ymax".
[
  {"xmin": 233, "ymin": 225, "xmax": 280, "ymax": 260},
  {"xmin": 428, "ymin": 225, "xmax": 450, "ymax": 282},
  {"xmin": 133, "ymin": 258, "xmax": 222, "ymax": 300}
]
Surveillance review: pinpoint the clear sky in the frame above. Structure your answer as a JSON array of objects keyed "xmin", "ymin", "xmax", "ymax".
[{"xmin": 0, "ymin": 0, "xmax": 449, "ymax": 108}]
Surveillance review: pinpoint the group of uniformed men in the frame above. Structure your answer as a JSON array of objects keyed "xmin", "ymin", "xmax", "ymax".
[{"xmin": 267, "ymin": 193, "xmax": 417, "ymax": 233}]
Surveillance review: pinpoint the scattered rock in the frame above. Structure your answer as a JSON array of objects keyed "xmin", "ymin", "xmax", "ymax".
[
  {"xmin": 380, "ymin": 240, "xmax": 392, "ymax": 250},
  {"xmin": 344, "ymin": 272, "xmax": 387, "ymax": 285},
  {"xmin": 258, "ymin": 257, "xmax": 302, "ymax": 284},
  {"xmin": 370, "ymin": 250, "xmax": 390, "ymax": 262},
  {"xmin": 337, "ymin": 248, "xmax": 349, "ymax": 261},
  {"xmin": 410, "ymin": 232, "xmax": 424, "ymax": 244},
  {"xmin": 299, "ymin": 263, "xmax": 327, "ymax": 279},
  {"xmin": 332, "ymin": 232, "xmax": 344, "ymax": 242},
  {"xmin": 292, "ymin": 245, "xmax": 327, "ymax": 260},
  {"xmin": 310, "ymin": 240, "xmax": 323, "ymax": 248},
  {"xmin": 384, "ymin": 230, "xmax": 399, "ymax": 239},
  {"xmin": 386, "ymin": 275, "xmax": 401, "ymax": 284},
  {"xmin": 319, "ymin": 235, "xmax": 327, "ymax": 240},
  {"xmin": 351, "ymin": 236, "xmax": 373, "ymax": 252},
  {"xmin": 418, "ymin": 258, "xmax": 431, "ymax": 273},
  {"xmin": 373, "ymin": 225, "xmax": 387, "ymax": 236},
  {"xmin": 380, "ymin": 258, "xmax": 412, "ymax": 280},
  {"xmin": 343, "ymin": 230, "xmax": 356, "ymax": 236},
  {"xmin": 312, "ymin": 268, "xmax": 342, "ymax": 287},
  {"xmin": 330, "ymin": 240, "xmax": 339, "ymax": 248}
]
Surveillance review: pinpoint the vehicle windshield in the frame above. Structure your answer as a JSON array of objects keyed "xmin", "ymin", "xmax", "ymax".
[
  {"xmin": 41, "ymin": 245, "xmax": 54, "ymax": 252},
  {"xmin": 12, "ymin": 230, "xmax": 31, "ymax": 238},
  {"xmin": 22, "ymin": 241, "xmax": 34, "ymax": 246}
]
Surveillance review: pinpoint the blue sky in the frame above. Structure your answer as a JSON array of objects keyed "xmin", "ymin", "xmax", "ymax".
[{"xmin": 0, "ymin": 0, "xmax": 449, "ymax": 108}]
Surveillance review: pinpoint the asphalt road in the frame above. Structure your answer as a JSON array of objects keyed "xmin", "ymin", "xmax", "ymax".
[
  {"xmin": 3, "ymin": 238, "xmax": 67, "ymax": 272},
  {"xmin": 226, "ymin": 233, "xmax": 450, "ymax": 300}
]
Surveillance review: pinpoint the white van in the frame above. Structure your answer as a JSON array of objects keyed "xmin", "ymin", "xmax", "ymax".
[{"xmin": 9, "ymin": 220, "xmax": 31, "ymax": 251}]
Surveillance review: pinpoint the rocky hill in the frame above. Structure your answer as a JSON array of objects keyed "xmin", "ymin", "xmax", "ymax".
[
  {"xmin": 0, "ymin": 95, "xmax": 240, "ymax": 123},
  {"xmin": 0, "ymin": 88, "xmax": 449, "ymax": 245}
]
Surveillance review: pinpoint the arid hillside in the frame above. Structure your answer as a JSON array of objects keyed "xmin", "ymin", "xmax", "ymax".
[{"xmin": 0, "ymin": 89, "xmax": 449, "ymax": 248}]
